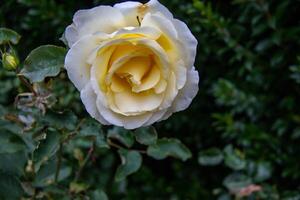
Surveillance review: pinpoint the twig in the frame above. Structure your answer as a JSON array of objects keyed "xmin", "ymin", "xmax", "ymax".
[
  {"xmin": 107, "ymin": 138, "xmax": 147, "ymax": 154},
  {"xmin": 55, "ymin": 143, "xmax": 63, "ymax": 183},
  {"xmin": 63, "ymin": 119, "xmax": 86, "ymax": 143},
  {"xmin": 17, "ymin": 74, "xmax": 37, "ymax": 96},
  {"xmin": 74, "ymin": 142, "xmax": 95, "ymax": 182}
]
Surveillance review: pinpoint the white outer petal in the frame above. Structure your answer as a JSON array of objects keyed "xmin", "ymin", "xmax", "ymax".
[
  {"xmin": 142, "ymin": 13, "xmax": 178, "ymax": 41},
  {"xmin": 65, "ymin": 24, "xmax": 78, "ymax": 48},
  {"xmin": 174, "ymin": 60, "xmax": 187, "ymax": 90},
  {"xmin": 172, "ymin": 67, "xmax": 199, "ymax": 112},
  {"xmin": 80, "ymin": 82, "xmax": 110, "ymax": 125},
  {"xmin": 147, "ymin": 0, "xmax": 173, "ymax": 19},
  {"xmin": 113, "ymin": 1, "xmax": 143, "ymax": 26},
  {"xmin": 65, "ymin": 6, "xmax": 125, "ymax": 47},
  {"xmin": 113, "ymin": 0, "xmax": 173, "ymax": 27},
  {"xmin": 143, "ymin": 109, "xmax": 168, "ymax": 126},
  {"xmin": 64, "ymin": 34, "xmax": 103, "ymax": 90},
  {"xmin": 173, "ymin": 19, "xmax": 198, "ymax": 68},
  {"xmin": 96, "ymin": 97, "xmax": 152, "ymax": 130}
]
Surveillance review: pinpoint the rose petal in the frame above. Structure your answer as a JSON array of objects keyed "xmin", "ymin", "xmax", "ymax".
[
  {"xmin": 65, "ymin": 6, "xmax": 125, "ymax": 47},
  {"xmin": 65, "ymin": 34, "xmax": 102, "ymax": 90},
  {"xmin": 80, "ymin": 82, "xmax": 110, "ymax": 125},
  {"xmin": 141, "ymin": 13, "xmax": 179, "ymax": 62},
  {"xmin": 113, "ymin": 1, "xmax": 143, "ymax": 26},
  {"xmin": 159, "ymin": 71, "xmax": 178, "ymax": 109},
  {"xmin": 173, "ymin": 19, "xmax": 198, "ymax": 68},
  {"xmin": 147, "ymin": 0, "xmax": 173, "ymax": 19},
  {"xmin": 113, "ymin": 89, "xmax": 164, "ymax": 115},
  {"xmin": 132, "ymin": 65, "xmax": 161, "ymax": 93},
  {"xmin": 172, "ymin": 67, "xmax": 199, "ymax": 112},
  {"xmin": 96, "ymin": 97, "xmax": 152, "ymax": 129},
  {"xmin": 174, "ymin": 60, "xmax": 187, "ymax": 90},
  {"xmin": 143, "ymin": 109, "xmax": 168, "ymax": 126},
  {"xmin": 113, "ymin": 0, "xmax": 173, "ymax": 27}
]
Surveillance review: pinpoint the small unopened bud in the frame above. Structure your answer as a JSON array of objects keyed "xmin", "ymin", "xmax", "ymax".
[{"xmin": 2, "ymin": 52, "xmax": 19, "ymax": 70}]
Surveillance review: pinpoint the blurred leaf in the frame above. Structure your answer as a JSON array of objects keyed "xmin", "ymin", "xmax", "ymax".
[
  {"xmin": 78, "ymin": 119, "xmax": 102, "ymax": 137},
  {"xmin": 34, "ymin": 158, "xmax": 71, "ymax": 187},
  {"xmin": 0, "ymin": 27, "xmax": 21, "ymax": 44},
  {"xmin": 254, "ymin": 161, "xmax": 272, "ymax": 182},
  {"xmin": 147, "ymin": 138, "xmax": 192, "ymax": 161},
  {"xmin": 69, "ymin": 182, "xmax": 89, "ymax": 194},
  {"xmin": 0, "ymin": 173, "xmax": 23, "ymax": 200},
  {"xmin": 0, "ymin": 131, "xmax": 27, "ymax": 154},
  {"xmin": 43, "ymin": 110, "xmax": 77, "ymax": 130},
  {"xmin": 33, "ymin": 129, "xmax": 60, "ymax": 169},
  {"xmin": 0, "ymin": 151, "xmax": 27, "ymax": 176},
  {"xmin": 89, "ymin": 189, "xmax": 109, "ymax": 200},
  {"xmin": 198, "ymin": 148, "xmax": 223, "ymax": 166},
  {"xmin": 108, "ymin": 127, "xmax": 134, "ymax": 148},
  {"xmin": 78, "ymin": 119, "xmax": 108, "ymax": 148},
  {"xmin": 115, "ymin": 149, "xmax": 142, "ymax": 182},
  {"xmin": 20, "ymin": 45, "xmax": 66, "ymax": 82},
  {"xmin": 0, "ymin": 119, "xmax": 22, "ymax": 134},
  {"xmin": 290, "ymin": 63, "xmax": 300, "ymax": 84},
  {"xmin": 224, "ymin": 145, "xmax": 246, "ymax": 170},
  {"xmin": 223, "ymin": 173, "xmax": 251, "ymax": 191},
  {"xmin": 134, "ymin": 126, "xmax": 158, "ymax": 145}
]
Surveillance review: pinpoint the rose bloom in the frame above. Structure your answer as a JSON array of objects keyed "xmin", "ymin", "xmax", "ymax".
[{"xmin": 64, "ymin": 0, "xmax": 199, "ymax": 129}]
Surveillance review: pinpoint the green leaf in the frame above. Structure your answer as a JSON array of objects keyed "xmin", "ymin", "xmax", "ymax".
[
  {"xmin": 134, "ymin": 126, "xmax": 158, "ymax": 145},
  {"xmin": 198, "ymin": 148, "xmax": 223, "ymax": 166},
  {"xmin": 89, "ymin": 189, "xmax": 109, "ymax": 200},
  {"xmin": 78, "ymin": 119, "xmax": 103, "ymax": 137},
  {"xmin": 254, "ymin": 161, "xmax": 272, "ymax": 182},
  {"xmin": 69, "ymin": 182, "xmax": 89, "ymax": 194},
  {"xmin": 33, "ymin": 158, "xmax": 71, "ymax": 187},
  {"xmin": 0, "ymin": 27, "xmax": 21, "ymax": 45},
  {"xmin": 0, "ymin": 173, "xmax": 24, "ymax": 200},
  {"xmin": 0, "ymin": 119, "xmax": 22, "ymax": 134},
  {"xmin": 43, "ymin": 110, "xmax": 77, "ymax": 130},
  {"xmin": 107, "ymin": 127, "xmax": 134, "ymax": 148},
  {"xmin": 224, "ymin": 145, "xmax": 246, "ymax": 170},
  {"xmin": 223, "ymin": 173, "xmax": 251, "ymax": 191},
  {"xmin": 33, "ymin": 130, "xmax": 61, "ymax": 170},
  {"xmin": 78, "ymin": 119, "xmax": 108, "ymax": 148},
  {"xmin": 0, "ymin": 151, "xmax": 27, "ymax": 176},
  {"xmin": 20, "ymin": 45, "xmax": 66, "ymax": 82},
  {"xmin": 147, "ymin": 138, "xmax": 192, "ymax": 161},
  {"xmin": 0, "ymin": 131, "xmax": 27, "ymax": 154},
  {"xmin": 115, "ymin": 149, "xmax": 142, "ymax": 182}
]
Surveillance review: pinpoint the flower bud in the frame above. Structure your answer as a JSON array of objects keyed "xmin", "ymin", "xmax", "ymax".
[{"xmin": 2, "ymin": 52, "xmax": 19, "ymax": 70}]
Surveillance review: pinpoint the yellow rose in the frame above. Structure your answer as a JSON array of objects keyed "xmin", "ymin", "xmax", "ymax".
[{"xmin": 64, "ymin": 0, "xmax": 199, "ymax": 129}]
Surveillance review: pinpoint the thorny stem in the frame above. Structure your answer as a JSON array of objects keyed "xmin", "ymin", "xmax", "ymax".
[{"xmin": 55, "ymin": 143, "xmax": 63, "ymax": 183}]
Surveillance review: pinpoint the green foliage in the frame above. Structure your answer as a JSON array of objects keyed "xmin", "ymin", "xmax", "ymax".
[
  {"xmin": 0, "ymin": 173, "xmax": 24, "ymax": 200},
  {"xmin": 0, "ymin": 0, "xmax": 300, "ymax": 199},
  {"xmin": 198, "ymin": 147, "xmax": 223, "ymax": 166},
  {"xmin": 115, "ymin": 149, "xmax": 142, "ymax": 182},
  {"xmin": 0, "ymin": 27, "xmax": 21, "ymax": 45},
  {"xmin": 20, "ymin": 45, "xmax": 66, "ymax": 82},
  {"xmin": 134, "ymin": 126, "xmax": 158, "ymax": 145},
  {"xmin": 107, "ymin": 127, "xmax": 135, "ymax": 148},
  {"xmin": 147, "ymin": 138, "xmax": 192, "ymax": 161}
]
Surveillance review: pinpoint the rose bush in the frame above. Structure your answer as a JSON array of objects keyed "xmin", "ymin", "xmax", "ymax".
[{"xmin": 64, "ymin": 0, "xmax": 199, "ymax": 129}]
